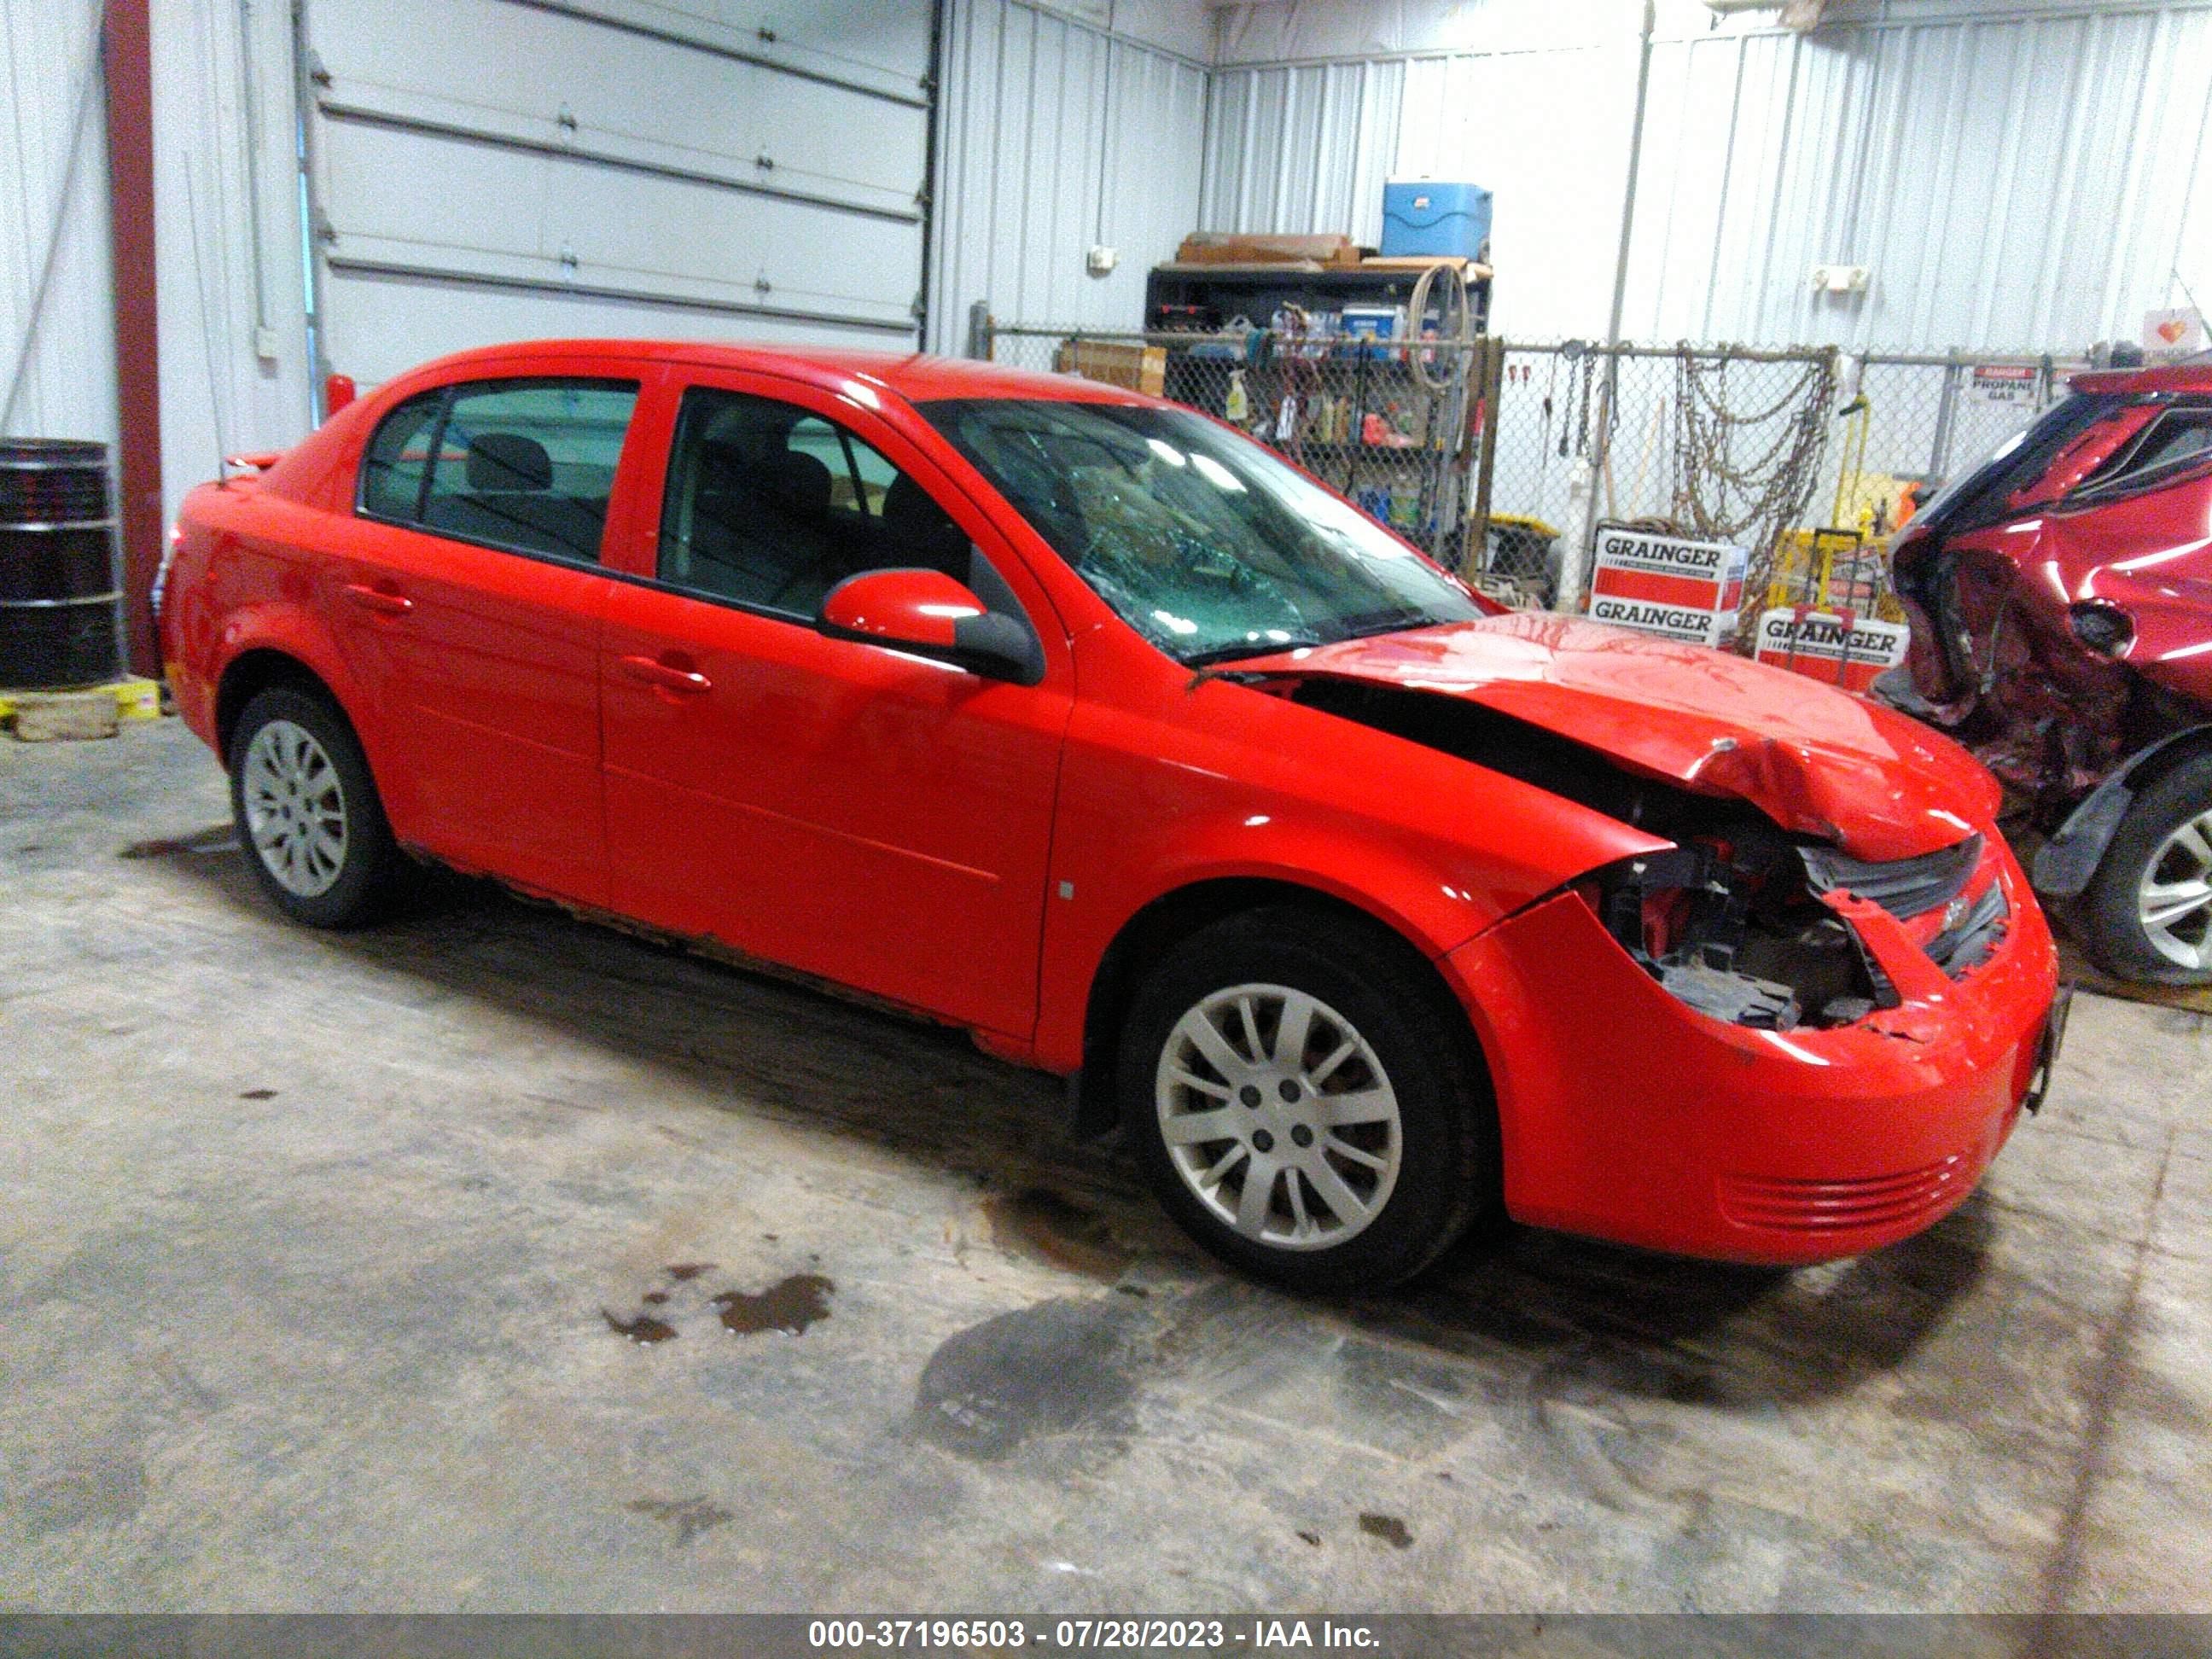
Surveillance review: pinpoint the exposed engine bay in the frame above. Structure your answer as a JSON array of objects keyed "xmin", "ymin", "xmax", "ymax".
[{"xmin": 1282, "ymin": 678, "xmax": 1998, "ymax": 1033}]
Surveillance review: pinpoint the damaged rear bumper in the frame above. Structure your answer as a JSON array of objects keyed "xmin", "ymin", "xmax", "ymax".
[{"xmin": 1443, "ymin": 836, "xmax": 2061, "ymax": 1265}]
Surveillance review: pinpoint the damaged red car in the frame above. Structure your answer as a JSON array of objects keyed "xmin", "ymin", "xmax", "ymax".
[
  {"xmin": 1884, "ymin": 363, "xmax": 2212, "ymax": 985},
  {"xmin": 160, "ymin": 341, "xmax": 2062, "ymax": 1290}
]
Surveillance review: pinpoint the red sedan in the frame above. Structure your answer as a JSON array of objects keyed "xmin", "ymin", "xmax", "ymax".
[{"xmin": 160, "ymin": 341, "xmax": 2064, "ymax": 1289}]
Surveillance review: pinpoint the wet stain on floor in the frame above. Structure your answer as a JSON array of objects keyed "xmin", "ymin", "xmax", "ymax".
[
  {"xmin": 626, "ymin": 1495, "xmax": 732, "ymax": 1545},
  {"xmin": 1359, "ymin": 1512, "xmax": 1413, "ymax": 1550},
  {"xmin": 982, "ymin": 1187, "xmax": 1134, "ymax": 1282},
  {"xmin": 911, "ymin": 1296, "xmax": 1138, "ymax": 1461},
  {"xmin": 603, "ymin": 1308, "xmax": 678, "ymax": 1344},
  {"xmin": 713, "ymin": 1272, "xmax": 834, "ymax": 1336},
  {"xmin": 24, "ymin": 1457, "xmax": 148, "ymax": 1538},
  {"xmin": 117, "ymin": 826, "xmax": 237, "ymax": 859}
]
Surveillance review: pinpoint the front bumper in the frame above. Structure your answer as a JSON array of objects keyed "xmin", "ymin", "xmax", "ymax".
[{"xmin": 1444, "ymin": 836, "xmax": 2062, "ymax": 1265}]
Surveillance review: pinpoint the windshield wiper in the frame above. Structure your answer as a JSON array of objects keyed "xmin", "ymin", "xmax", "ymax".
[
  {"xmin": 1181, "ymin": 636, "xmax": 1324, "ymax": 667},
  {"xmin": 1330, "ymin": 611, "xmax": 1443, "ymax": 643}
]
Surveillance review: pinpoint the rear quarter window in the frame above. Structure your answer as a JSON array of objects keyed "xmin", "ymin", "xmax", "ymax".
[{"xmin": 359, "ymin": 390, "xmax": 443, "ymax": 521}]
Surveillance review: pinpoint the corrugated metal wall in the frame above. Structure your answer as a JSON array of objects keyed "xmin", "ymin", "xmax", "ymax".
[
  {"xmin": 0, "ymin": 0, "xmax": 118, "ymax": 445},
  {"xmin": 152, "ymin": 0, "xmax": 316, "ymax": 507},
  {"xmin": 1202, "ymin": 1, "xmax": 2212, "ymax": 352},
  {"xmin": 1202, "ymin": 59, "xmax": 1407, "ymax": 246},
  {"xmin": 930, "ymin": 0, "xmax": 1209, "ymax": 346},
  {"xmin": 15, "ymin": 0, "xmax": 2211, "ymax": 500}
]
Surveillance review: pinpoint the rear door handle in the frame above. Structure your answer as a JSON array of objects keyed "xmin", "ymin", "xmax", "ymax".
[
  {"xmin": 616, "ymin": 653, "xmax": 713, "ymax": 695},
  {"xmin": 342, "ymin": 582, "xmax": 413, "ymax": 617}
]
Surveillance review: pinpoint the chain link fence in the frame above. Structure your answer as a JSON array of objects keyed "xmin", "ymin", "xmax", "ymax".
[{"xmin": 976, "ymin": 312, "xmax": 2081, "ymax": 632}]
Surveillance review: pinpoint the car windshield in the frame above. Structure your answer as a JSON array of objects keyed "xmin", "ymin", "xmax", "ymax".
[{"xmin": 918, "ymin": 399, "xmax": 1481, "ymax": 664}]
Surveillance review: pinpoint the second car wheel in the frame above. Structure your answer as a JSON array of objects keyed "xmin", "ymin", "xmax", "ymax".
[
  {"xmin": 228, "ymin": 684, "xmax": 405, "ymax": 929},
  {"xmin": 2081, "ymin": 749, "xmax": 2212, "ymax": 987},
  {"xmin": 1119, "ymin": 905, "xmax": 1500, "ymax": 1291}
]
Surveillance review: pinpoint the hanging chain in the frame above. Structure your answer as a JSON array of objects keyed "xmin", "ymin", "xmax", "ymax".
[{"xmin": 1669, "ymin": 345, "xmax": 1838, "ymax": 642}]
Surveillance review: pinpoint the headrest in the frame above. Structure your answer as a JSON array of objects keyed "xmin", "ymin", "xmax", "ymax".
[
  {"xmin": 882, "ymin": 472, "xmax": 969, "ymax": 574},
  {"xmin": 882, "ymin": 472, "xmax": 952, "ymax": 535},
  {"xmin": 756, "ymin": 450, "xmax": 832, "ymax": 520},
  {"xmin": 466, "ymin": 433, "xmax": 552, "ymax": 492},
  {"xmin": 695, "ymin": 438, "xmax": 751, "ymax": 492}
]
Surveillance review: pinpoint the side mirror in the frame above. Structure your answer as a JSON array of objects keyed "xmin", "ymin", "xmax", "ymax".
[{"xmin": 818, "ymin": 568, "xmax": 1045, "ymax": 686}]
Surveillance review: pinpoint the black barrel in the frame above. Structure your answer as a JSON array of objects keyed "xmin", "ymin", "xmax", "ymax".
[{"xmin": 0, "ymin": 439, "xmax": 125, "ymax": 690}]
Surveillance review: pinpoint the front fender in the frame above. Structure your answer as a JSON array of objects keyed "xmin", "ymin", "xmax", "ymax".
[
  {"xmin": 1030, "ymin": 802, "xmax": 1665, "ymax": 1075},
  {"xmin": 2034, "ymin": 724, "xmax": 2212, "ymax": 897}
]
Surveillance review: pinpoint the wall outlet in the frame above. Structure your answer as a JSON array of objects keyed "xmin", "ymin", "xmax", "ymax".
[
  {"xmin": 1086, "ymin": 244, "xmax": 1118, "ymax": 277},
  {"xmin": 1810, "ymin": 264, "xmax": 1870, "ymax": 295}
]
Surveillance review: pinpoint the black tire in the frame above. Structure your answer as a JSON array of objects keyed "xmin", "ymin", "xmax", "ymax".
[
  {"xmin": 1118, "ymin": 905, "xmax": 1500, "ymax": 1292},
  {"xmin": 2081, "ymin": 750, "xmax": 2212, "ymax": 987},
  {"xmin": 227, "ymin": 685, "xmax": 405, "ymax": 928}
]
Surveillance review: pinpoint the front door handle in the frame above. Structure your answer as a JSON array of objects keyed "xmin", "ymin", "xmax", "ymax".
[
  {"xmin": 342, "ymin": 582, "xmax": 413, "ymax": 617},
  {"xmin": 617, "ymin": 654, "xmax": 713, "ymax": 695}
]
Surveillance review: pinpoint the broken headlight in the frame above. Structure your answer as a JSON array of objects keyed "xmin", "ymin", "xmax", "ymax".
[{"xmin": 1575, "ymin": 836, "xmax": 1889, "ymax": 1033}]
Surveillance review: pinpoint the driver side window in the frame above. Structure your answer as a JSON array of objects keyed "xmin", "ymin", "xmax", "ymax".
[{"xmin": 656, "ymin": 388, "xmax": 980, "ymax": 619}]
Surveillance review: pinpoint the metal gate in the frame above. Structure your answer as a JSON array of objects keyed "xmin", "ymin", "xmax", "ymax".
[{"xmin": 295, "ymin": 0, "xmax": 935, "ymax": 399}]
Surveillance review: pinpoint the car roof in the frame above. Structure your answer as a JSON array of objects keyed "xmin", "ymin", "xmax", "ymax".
[
  {"xmin": 2071, "ymin": 359, "xmax": 2212, "ymax": 396},
  {"xmin": 410, "ymin": 338, "xmax": 1155, "ymax": 406}
]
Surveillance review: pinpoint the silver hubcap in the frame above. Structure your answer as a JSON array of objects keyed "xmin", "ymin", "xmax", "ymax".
[
  {"xmin": 2139, "ymin": 809, "xmax": 2212, "ymax": 970},
  {"xmin": 242, "ymin": 719, "xmax": 348, "ymax": 898},
  {"xmin": 1155, "ymin": 983, "xmax": 1401, "ymax": 1252}
]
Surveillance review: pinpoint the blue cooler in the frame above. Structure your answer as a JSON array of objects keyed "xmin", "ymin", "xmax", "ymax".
[{"xmin": 1381, "ymin": 180, "xmax": 1492, "ymax": 260}]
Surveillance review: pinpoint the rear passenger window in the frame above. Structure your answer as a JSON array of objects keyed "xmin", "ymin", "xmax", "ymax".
[
  {"xmin": 358, "ymin": 377, "xmax": 639, "ymax": 563},
  {"xmin": 657, "ymin": 388, "xmax": 977, "ymax": 617}
]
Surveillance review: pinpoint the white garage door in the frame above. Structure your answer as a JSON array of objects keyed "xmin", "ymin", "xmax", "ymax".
[{"xmin": 300, "ymin": 0, "xmax": 934, "ymax": 391}]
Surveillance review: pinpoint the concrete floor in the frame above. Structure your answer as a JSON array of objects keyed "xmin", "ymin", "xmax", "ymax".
[{"xmin": 2, "ymin": 717, "xmax": 2208, "ymax": 1615}]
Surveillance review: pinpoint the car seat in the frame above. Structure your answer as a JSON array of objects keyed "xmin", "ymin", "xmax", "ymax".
[
  {"xmin": 877, "ymin": 473, "xmax": 972, "ymax": 581},
  {"xmin": 424, "ymin": 432, "xmax": 606, "ymax": 561}
]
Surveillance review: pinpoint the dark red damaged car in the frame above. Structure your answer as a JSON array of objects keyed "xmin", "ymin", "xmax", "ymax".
[{"xmin": 1882, "ymin": 363, "xmax": 2212, "ymax": 984}]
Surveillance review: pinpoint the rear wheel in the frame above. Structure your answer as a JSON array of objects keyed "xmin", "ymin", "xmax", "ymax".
[
  {"xmin": 2081, "ymin": 751, "xmax": 2212, "ymax": 986},
  {"xmin": 228, "ymin": 686, "xmax": 404, "ymax": 928},
  {"xmin": 1120, "ymin": 906, "xmax": 1499, "ymax": 1291}
]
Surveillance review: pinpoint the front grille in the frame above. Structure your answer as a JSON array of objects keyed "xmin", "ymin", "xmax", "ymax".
[
  {"xmin": 1718, "ymin": 1155, "xmax": 1972, "ymax": 1234},
  {"xmin": 1800, "ymin": 834, "xmax": 1982, "ymax": 921},
  {"xmin": 1928, "ymin": 881, "xmax": 2009, "ymax": 979}
]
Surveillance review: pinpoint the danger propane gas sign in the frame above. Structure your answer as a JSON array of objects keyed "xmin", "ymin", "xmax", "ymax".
[{"xmin": 1586, "ymin": 526, "xmax": 1749, "ymax": 647}]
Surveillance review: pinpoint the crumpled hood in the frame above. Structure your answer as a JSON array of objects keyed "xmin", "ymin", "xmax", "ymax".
[{"xmin": 1239, "ymin": 613, "xmax": 2000, "ymax": 860}]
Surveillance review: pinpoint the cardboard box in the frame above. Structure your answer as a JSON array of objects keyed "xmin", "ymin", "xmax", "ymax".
[
  {"xmin": 1754, "ymin": 608, "xmax": 1910, "ymax": 692},
  {"xmin": 1174, "ymin": 232, "xmax": 1362, "ymax": 268},
  {"xmin": 1585, "ymin": 524, "xmax": 1749, "ymax": 647},
  {"xmin": 1054, "ymin": 339, "xmax": 1167, "ymax": 398}
]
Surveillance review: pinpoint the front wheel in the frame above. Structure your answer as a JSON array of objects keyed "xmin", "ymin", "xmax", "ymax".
[
  {"xmin": 1119, "ymin": 907, "xmax": 1499, "ymax": 1291},
  {"xmin": 2081, "ymin": 751, "xmax": 2212, "ymax": 986},
  {"xmin": 228, "ymin": 685, "xmax": 405, "ymax": 928}
]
